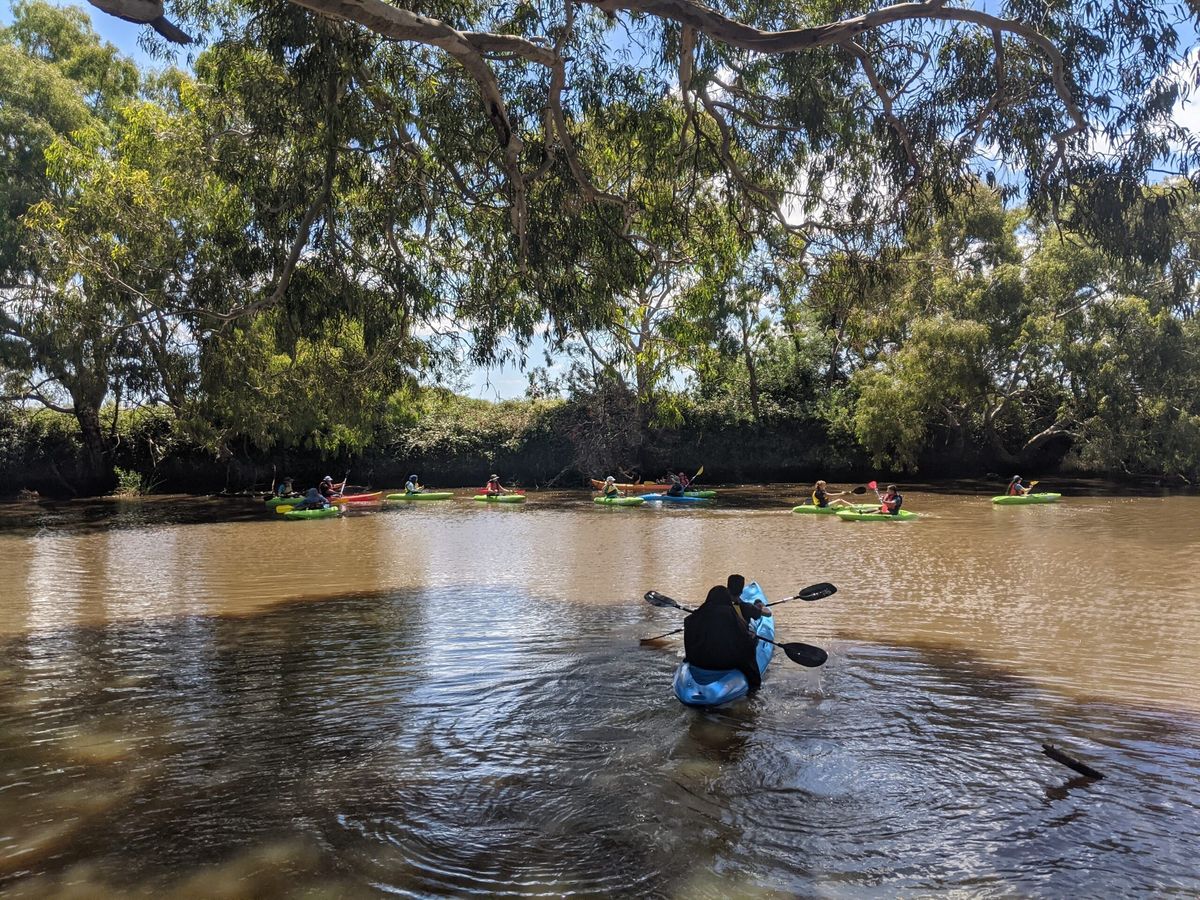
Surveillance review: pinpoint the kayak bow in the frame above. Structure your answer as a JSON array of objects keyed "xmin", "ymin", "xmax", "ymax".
[
  {"xmin": 991, "ymin": 492, "xmax": 1062, "ymax": 505},
  {"xmin": 283, "ymin": 506, "xmax": 342, "ymax": 520},
  {"xmin": 835, "ymin": 509, "xmax": 919, "ymax": 521}
]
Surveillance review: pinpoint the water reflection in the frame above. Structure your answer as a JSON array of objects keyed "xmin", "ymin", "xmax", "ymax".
[{"xmin": 0, "ymin": 587, "xmax": 1197, "ymax": 896}]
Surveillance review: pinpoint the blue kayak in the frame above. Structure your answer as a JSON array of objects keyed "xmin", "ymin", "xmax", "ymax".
[
  {"xmin": 640, "ymin": 493, "xmax": 710, "ymax": 503},
  {"xmin": 673, "ymin": 582, "xmax": 774, "ymax": 707}
]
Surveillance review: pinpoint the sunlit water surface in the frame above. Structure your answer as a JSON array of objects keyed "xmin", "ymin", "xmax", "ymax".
[{"xmin": 0, "ymin": 487, "xmax": 1197, "ymax": 895}]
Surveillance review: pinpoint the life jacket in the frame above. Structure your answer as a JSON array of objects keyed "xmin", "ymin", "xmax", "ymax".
[
  {"xmin": 884, "ymin": 492, "xmax": 903, "ymax": 514},
  {"xmin": 1008, "ymin": 482, "xmax": 1021, "ymax": 496},
  {"xmin": 813, "ymin": 487, "xmax": 828, "ymax": 507}
]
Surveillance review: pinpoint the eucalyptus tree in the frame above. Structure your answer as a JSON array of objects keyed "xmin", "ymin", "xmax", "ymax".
[
  {"xmin": 0, "ymin": 2, "xmax": 145, "ymax": 479},
  {"xmin": 833, "ymin": 181, "xmax": 1200, "ymax": 476},
  {"xmin": 150, "ymin": 0, "xmax": 1196, "ymax": 270}
]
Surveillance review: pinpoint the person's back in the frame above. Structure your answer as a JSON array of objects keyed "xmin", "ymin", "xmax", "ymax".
[
  {"xmin": 297, "ymin": 487, "xmax": 324, "ymax": 510},
  {"xmin": 667, "ymin": 473, "xmax": 684, "ymax": 497},
  {"xmin": 683, "ymin": 586, "xmax": 762, "ymax": 690},
  {"xmin": 405, "ymin": 475, "xmax": 421, "ymax": 494}
]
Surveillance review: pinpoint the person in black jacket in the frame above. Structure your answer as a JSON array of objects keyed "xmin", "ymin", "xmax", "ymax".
[{"xmin": 683, "ymin": 581, "xmax": 771, "ymax": 691}]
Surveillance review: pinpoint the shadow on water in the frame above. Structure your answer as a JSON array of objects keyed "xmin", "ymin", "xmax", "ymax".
[{"xmin": 0, "ymin": 588, "xmax": 1197, "ymax": 897}]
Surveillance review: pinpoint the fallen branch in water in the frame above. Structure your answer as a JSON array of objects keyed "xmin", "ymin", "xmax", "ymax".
[{"xmin": 1042, "ymin": 743, "xmax": 1104, "ymax": 779}]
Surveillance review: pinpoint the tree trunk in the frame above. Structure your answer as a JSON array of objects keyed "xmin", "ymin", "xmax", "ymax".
[
  {"xmin": 74, "ymin": 401, "xmax": 112, "ymax": 485},
  {"xmin": 741, "ymin": 309, "xmax": 761, "ymax": 421}
]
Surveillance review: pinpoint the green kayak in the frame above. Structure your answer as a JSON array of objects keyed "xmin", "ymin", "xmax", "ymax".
[
  {"xmin": 594, "ymin": 496, "xmax": 645, "ymax": 507},
  {"xmin": 836, "ymin": 509, "xmax": 919, "ymax": 522},
  {"xmin": 283, "ymin": 506, "xmax": 341, "ymax": 520},
  {"xmin": 265, "ymin": 495, "xmax": 304, "ymax": 508},
  {"xmin": 386, "ymin": 492, "xmax": 454, "ymax": 501},
  {"xmin": 991, "ymin": 492, "xmax": 1061, "ymax": 505},
  {"xmin": 473, "ymin": 494, "xmax": 526, "ymax": 503},
  {"xmin": 792, "ymin": 503, "xmax": 877, "ymax": 515},
  {"xmin": 684, "ymin": 490, "xmax": 716, "ymax": 498}
]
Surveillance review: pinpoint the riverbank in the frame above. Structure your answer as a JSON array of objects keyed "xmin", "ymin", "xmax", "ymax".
[{"xmin": 4, "ymin": 400, "xmax": 1190, "ymax": 501}]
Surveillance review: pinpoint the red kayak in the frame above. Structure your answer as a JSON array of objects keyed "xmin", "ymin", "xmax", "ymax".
[{"xmin": 331, "ymin": 491, "xmax": 383, "ymax": 504}]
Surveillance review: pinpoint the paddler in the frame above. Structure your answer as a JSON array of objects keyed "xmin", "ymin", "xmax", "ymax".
[
  {"xmin": 601, "ymin": 476, "xmax": 622, "ymax": 499},
  {"xmin": 877, "ymin": 483, "xmax": 904, "ymax": 516},
  {"xmin": 275, "ymin": 477, "xmax": 299, "ymax": 498},
  {"xmin": 727, "ymin": 574, "xmax": 772, "ymax": 622},
  {"xmin": 294, "ymin": 487, "xmax": 329, "ymax": 510},
  {"xmin": 666, "ymin": 472, "xmax": 685, "ymax": 497},
  {"xmin": 484, "ymin": 473, "xmax": 511, "ymax": 496},
  {"xmin": 683, "ymin": 581, "xmax": 768, "ymax": 692},
  {"xmin": 1006, "ymin": 475, "xmax": 1030, "ymax": 496},
  {"xmin": 318, "ymin": 475, "xmax": 345, "ymax": 500},
  {"xmin": 811, "ymin": 479, "xmax": 854, "ymax": 510},
  {"xmin": 405, "ymin": 474, "xmax": 423, "ymax": 495}
]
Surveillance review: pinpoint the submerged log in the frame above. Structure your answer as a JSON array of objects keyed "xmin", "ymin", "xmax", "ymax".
[{"xmin": 1042, "ymin": 743, "xmax": 1105, "ymax": 779}]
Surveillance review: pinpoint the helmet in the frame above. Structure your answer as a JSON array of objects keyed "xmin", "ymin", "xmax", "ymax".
[
  {"xmin": 605, "ymin": 476, "xmax": 615, "ymax": 483},
  {"xmin": 409, "ymin": 475, "xmax": 418, "ymax": 481},
  {"xmin": 321, "ymin": 475, "xmax": 333, "ymax": 483}
]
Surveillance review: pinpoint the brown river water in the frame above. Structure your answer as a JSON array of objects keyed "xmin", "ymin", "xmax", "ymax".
[{"xmin": 0, "ymin": 485, "xmax": 1197, "ymax": 896}]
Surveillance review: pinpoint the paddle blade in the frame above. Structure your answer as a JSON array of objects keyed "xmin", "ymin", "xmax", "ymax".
[
  {"xmin": 796, "ymin": 582, "xmax": 837, "ymax": 601},
  {"xmin": 644, "ymin": 591, "xmax": 682, "ymax": 609},
  {"xmin": 275, "ymin": 505, "xmax": 294, "ymax": 514},
  {"xmin": 782, "ymin": 642, "xmax": 828, "ymax": 667},
  {"xmin": 867, "ymin": 480, "xmax": 878, "ymax": 491},
  {"xmin": 851, "ymin": 486, "xmax": 867, "ymax": 494}
]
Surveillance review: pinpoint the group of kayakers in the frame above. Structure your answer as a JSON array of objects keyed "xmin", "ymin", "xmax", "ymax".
[
  {"xmin": 599, "ymin": 470, "xmax": 695, "ymax": 498},
  {"xmin": 274, "ymin": 475, "xmax": 348, "ymax": 510},
  {"xmin": 808, "ymin": 480, "xmax": 904, "ymax": 516}
]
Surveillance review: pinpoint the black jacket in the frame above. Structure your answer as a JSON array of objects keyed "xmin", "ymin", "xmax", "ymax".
[{"xmin": 683, "ymin": 599, "xmax": 763, "ymax": 689}]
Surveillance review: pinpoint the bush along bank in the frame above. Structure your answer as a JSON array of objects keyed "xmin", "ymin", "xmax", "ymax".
[{"xmin": 0, "ymin": 392, "xmax": 1131, "ymax": 500}]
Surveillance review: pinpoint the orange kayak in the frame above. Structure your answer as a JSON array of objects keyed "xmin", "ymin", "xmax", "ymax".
[{"xmin": 590, "ymin": 478, "xmax": 662, "ymax": 492}]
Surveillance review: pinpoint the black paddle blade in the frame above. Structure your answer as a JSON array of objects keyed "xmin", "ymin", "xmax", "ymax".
[
  {"xmin": 782, "ymin": 642, "xmax": 828, "ymax": 667},
  {"xmin": 644, "ymin": 591, "xmax": 682, "ymax": 610},
  {"xmin": 851, "ymin": 485, "xmax": 867, "ymax": 494},
  {"xmin": 796, "ymin": 582, "xmax": 837, "ymax": 601}
]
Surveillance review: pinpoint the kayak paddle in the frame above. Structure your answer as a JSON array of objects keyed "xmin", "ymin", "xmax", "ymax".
[
  {"xmin": 850, "ymin": 480, "xmax": 878, "ymax": 495},
  {"xmin": 638, "ymin": 584, "xmax": 832, "ymax": 643},
  {"xmin": 644, "ymin": 582, "xmax": 836, "ymax": 615},
  {"xmin": 640, "ymin": 585, "xmax": 835, "ymax": 666}
]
